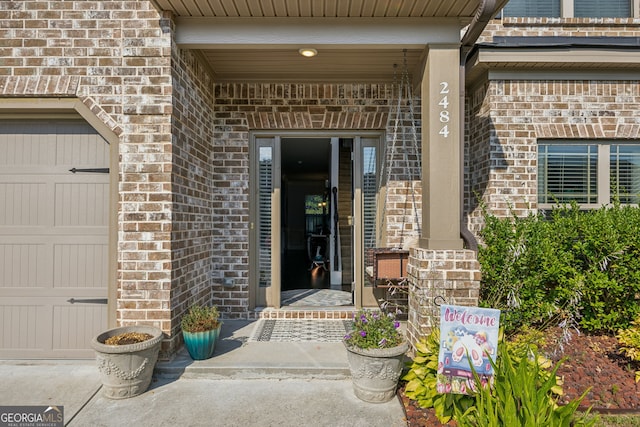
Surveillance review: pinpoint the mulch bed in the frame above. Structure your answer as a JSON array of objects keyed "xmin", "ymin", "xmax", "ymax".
[
  {"xmin": 399, "ymin": 382, "xmax": 458, "ymax": 427},
  {"xmin": 398, "ymin": 328, "xmax": 640, "ymax": 426},
  {"xmin": 549, "ymin": 331, "xmax": 640, "ymax": 411}
]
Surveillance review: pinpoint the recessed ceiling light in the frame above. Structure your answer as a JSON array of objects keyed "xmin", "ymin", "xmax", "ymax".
[{"xmin": 298, "ymin": 48, "xmax": 318, "ymax": 58}]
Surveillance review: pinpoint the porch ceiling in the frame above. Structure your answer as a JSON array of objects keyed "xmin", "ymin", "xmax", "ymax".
[
  {"xmin": 198, "ymin": 48, "xmax": 426, "ymax": 83},
  {"xmin": 151, "ymin": 0, "xmax": 509, "ymax": 83}
]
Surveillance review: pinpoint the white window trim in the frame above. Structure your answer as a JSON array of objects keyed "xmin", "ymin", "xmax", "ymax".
[
  {"xmin": 596, "ymin": 144, "xmax": 610, "ymax": 206},
  {"xmin": 561, "ymin": 0, "xmax": 574, "ymax": 17}
]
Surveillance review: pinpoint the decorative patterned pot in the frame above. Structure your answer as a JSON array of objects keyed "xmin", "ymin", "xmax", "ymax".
[
  {"xmin": 344, "ymin": 340, "xmax": 409, "ymax": 403},
  {"xmin": 91, "ymin": 325, "xmax": 163, "ymax": 399},
  {"xmin": 182, "ymin": 324, "xmax": 222, "ymax": 360}
]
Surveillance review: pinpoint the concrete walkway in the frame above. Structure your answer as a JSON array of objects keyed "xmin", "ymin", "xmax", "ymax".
[{"xmin": 0, "ymin": 320, "xmax": 408, "ymax": 426}]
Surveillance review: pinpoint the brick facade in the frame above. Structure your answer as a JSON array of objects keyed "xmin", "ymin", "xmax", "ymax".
[
  {"xmin": 4, "ymin": 2, "xmax": 638, "ymax": 358},
  {"xmin": 168, "ymin": 26, "xmax": 217, "ymax": 354},
  {"xmin": 406, "ymin": 249, "xmax": 481, "ymax": 346},
  {"xmin": 0, "ymin": 1, "xmax": 426, "ymax": 357},
  {"xmin": 211, "ymin": 83, "xmax": 422, "ymax": 317},
  {"xmin": 466, "ymin": 18, "xmax": 640, "ymax": 235},
  {"xmin": 480, "ymin": 17, "xmax": 640, "ymax": 41},
  {"xmin": 0, "ymin": 1, "xmax": 182, "ymax": 355}
]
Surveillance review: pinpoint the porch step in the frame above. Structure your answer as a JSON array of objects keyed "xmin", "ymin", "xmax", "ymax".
[
  {"xmin": 154, "ymin": 320, "xmax": 351, "ymax": 380},
  {"xmin": 257, "ymin": 307, "xmax": 357, "ymax": 319}
]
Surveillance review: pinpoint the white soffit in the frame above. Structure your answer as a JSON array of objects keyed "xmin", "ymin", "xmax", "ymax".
[{"xmin": 153, "ymin": 0, "xmax": 486, "ymax": 18}]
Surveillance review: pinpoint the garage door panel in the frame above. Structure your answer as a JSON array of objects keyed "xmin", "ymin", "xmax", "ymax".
[
  {"xmin": 52, "ymin": 304, "xmax": 107, "ymax": 352},
  {"xmin": 55, "ymin": 182, "xmax": 109, "ymax": 227},
  {"xmin": 0, "ymin": 289, "xmax": 107, "ymax": 299},
  {"xmin": 55, "ymin": 128, "xmax": 109, "ymax": 167},
  {"xmin": 0, "ymin": 304, "xmax": 44, "ymax": 350},
  {"xmin": 0, "ymin": 240, "xmax": 108, "ymax": 289},
  {"xmin": 0, "ymin": 119, "xmax": 109, "ymax": 359},
  {"xmin": 0, "ymin": 301, "xmax": 105, "ymax": 358},
  {"xmin": 0, "ymin": 120, "xmax": 106, "ymax": 168},
  {"xmin": 0, "ymin": 244, "xmax": 49, "ymax": 288},
  {"xmin": 0, "ymin": 228, "xmax": 108, "ymax": 237},
  {"xmin": 0, "ymin": 182, "xmax": 49, "ymax": 226},
  {"xmin": 0, "ymin": 125, "xmax": 56, "ymax": 167},
  {"xmin": 54, "ymin": 243, "xmax": 108, "ymax": 288}
]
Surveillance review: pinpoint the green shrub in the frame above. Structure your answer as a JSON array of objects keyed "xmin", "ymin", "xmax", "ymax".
[
  {"xmin": 616, "ymin": 317, "xmax": 640, "ymax": 382},
  {"xmin": 478, "ymin": 202, "xmax": 640, "ymax": 334},
  {"xmin": 507, "ymin": 325, "xmax": 548, "ymax": 354}
]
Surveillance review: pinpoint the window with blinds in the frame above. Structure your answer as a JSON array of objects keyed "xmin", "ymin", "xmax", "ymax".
[
  {"xmin": 502, "ymin": 0, "xmax": 561, "ymax": 17},
  {"xmin": 258, "ymin": 146, "xmax": 273, "ymax": 288},
  {"xmin": 538, "ymin": 144, "xmax": 598, "ymax": 204},
  {"xmin": 538, "ymin": 142, "xmax": 640, "ymax": 208},
  {"xmin": 574, "ymin": 0, "xmax": 631, "ymax": 17},
  {"xmin": 363, "ymin": 146, "xmax": 377, "ymax": 251},
  {"xmin": 611, "ymin": 145, "xmax": 640, "ymax": 204}
]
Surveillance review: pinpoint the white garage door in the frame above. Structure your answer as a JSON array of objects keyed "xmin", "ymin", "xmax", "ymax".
[{"xmin": 0, "ymin": 119, "xmax": 109, "ymax": 359}]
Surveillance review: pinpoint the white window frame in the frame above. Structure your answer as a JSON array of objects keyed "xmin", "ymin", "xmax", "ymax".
[{"xmin": 538, "ymin": 140, "xmax": 640, "ymax": 210}]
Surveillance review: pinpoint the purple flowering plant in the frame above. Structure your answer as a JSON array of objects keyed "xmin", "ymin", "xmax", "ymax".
[{"xmin": 343, "ymin": 309, "xmax": 404, "ymax": 349}]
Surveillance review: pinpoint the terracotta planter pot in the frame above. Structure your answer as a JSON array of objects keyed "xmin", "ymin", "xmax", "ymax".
[
  {"xmin": 182, "ymin": 324, "xmax": 222, "ymax": 360},
  {"xmin": 344, "ymin": 340, "xmax": 409, "ymax": 403},
  {"xmin": 91, "ymin": 325, "xmax": 163, "ymax": 399}
]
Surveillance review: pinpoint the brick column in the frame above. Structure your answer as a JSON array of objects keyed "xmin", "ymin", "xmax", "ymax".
[{"xmin": 406, "ymin": 249, "xmax": 480, "ymax": 349}]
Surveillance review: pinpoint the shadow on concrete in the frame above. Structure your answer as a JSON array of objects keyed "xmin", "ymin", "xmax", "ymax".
[{"xmin": 153, "ymin": 320, "xmax": 256, "ymax": 382}]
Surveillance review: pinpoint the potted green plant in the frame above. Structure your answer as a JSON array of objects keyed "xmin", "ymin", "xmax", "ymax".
[
  {"xmin": 181, "ymin": 304, "xmax": 222, "ymax": 360},
  {"xmin": 91, "ymin": 325, "xmax": 164, "ymax": 399},
  {"xmin": 343, "ymin": 309, "xmax": 409, "ymax": 403}
]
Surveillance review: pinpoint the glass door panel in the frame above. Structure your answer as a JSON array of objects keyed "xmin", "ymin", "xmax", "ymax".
[
  {"xmin": 258, "ymin": 145, "xmax": 273, "ymax": 289},
  {"xmin": 363, "ymin": 145, "xmax": 378, "ymax": 253},
  {"xmin": 354, "ymin": 136, "xmax": 381, "ymax": 308},
  {"xmin": 251, "ymin": 137, "xmax": 281, "ymax": 308}
]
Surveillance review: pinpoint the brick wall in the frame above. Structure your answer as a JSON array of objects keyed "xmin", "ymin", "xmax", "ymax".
[
  {"xmin": 464, "ymin": 80, "xmax": 493, "ymax": 234},
  {"xmin": 168, "ymin": 29, "xmax": 217, "ymax": 353},
  {"xmin": 406, "ymin": 248, "xmax": 481, "ymax": 348},
  {"xmin": 466, "ymin": 79, "xmax": 640, "ymax": 235},
  {"xmin": 0, "ymin": 1, "xmax": 200, "ymax": 356},
  {"xmin": 212, "ymin": 83, "xmax": 422, "ymax": 317},
  {"xmin": 466, "ymin": 18, "xmax": 640, "ymax": 235},
  {"xmin": 380, "ymin": 181, "xmax": 422, "ymax": 249},
  {"xmin": 479, "ymin": 17, "xmax": 640, "ymax": 42},
  {"xmin": 116, "ymin": 8, "xmax": 175, "ymax": 356}
]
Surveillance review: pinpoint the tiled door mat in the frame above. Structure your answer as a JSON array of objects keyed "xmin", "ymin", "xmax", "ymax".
[
  {"xmin": 280, "ymin": 289, "xmax": 353, "ymax": 307},
  {"xmin": 250, "ymin": 319, "xmax": 353, "ymax": 343}
]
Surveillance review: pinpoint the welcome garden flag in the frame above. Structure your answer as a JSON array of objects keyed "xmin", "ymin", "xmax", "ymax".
[{"xmin": 437, "ymin": 305, "xmax": 500, "ymax": 395}]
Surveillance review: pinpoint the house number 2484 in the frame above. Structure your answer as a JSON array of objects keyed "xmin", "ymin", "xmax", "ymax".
[{"xmin": 438, "ymin": 81, "xmax": 450, "ymax": 138}]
